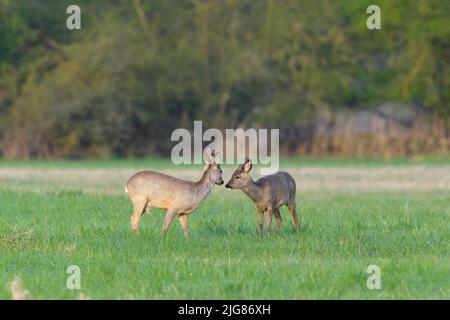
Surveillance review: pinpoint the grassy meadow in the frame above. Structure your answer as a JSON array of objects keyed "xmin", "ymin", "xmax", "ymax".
[{"xmin": 0, "ymin": 158, "xmax": 449, "ymax": 299}]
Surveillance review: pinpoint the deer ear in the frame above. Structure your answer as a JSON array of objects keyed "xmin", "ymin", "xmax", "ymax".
[
  {"xmin": 204, "ymin": 148, "xmax": 213, "ymax": 164},
  {"xmin": 213, "ymin": 150, "xmax": 220, "ymax": 164},
  {"xmin": 243, "ymin": 158, "xmax": 252, "ymax": 172}
]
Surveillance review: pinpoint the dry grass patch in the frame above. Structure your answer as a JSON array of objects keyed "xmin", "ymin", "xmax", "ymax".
[{"xmin": 0, "ymin": 166, "xmax": 449, "ymax": 193}]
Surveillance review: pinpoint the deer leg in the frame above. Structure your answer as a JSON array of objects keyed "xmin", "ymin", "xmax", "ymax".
[
  {"xmin": 178, "ymin": 214, "xmax": 189, "ymax": 237},
  {"xmin": 145, "ymin": 206, "xmax": 152, "ymax": 215},
  {"xmin": 287, "ymin": 203, "xmax": 300, "ymax": 234},
  {"xmin": 162, "ymin": 209, "xmax": 178, "ymax": 234},
  {"xmin": 267, "ymin": 207, "xmax": 273, "ymax": 239},
  {"xmin": 274, "ymin": 208, "xmax": 282, "ymax": 233},
  {"xmin": 258, "ymin": 209, "xmax": 264, "ymax": 239},
  {"xmin": 130, "ymin": 198, "xmax": 147, "ymax": 233}
]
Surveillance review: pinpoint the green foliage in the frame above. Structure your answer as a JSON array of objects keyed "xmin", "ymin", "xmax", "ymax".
[{"xmin": 0, "ymin": 1, "xmax": 448, "ymax": 158}]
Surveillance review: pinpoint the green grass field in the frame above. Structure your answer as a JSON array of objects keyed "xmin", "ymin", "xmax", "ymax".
[{"xmin": 0, "ymin": 159, "xmax": 449, "ymax": 299}]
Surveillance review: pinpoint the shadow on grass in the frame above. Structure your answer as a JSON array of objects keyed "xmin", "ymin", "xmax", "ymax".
[{"xmin": 197, "ymin": 221, "xmax": 307, "ymax": 238}]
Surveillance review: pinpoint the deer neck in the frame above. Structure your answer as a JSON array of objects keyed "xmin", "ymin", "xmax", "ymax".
[
  {"xmin": 242, "ymin": 177, "xmax": 263, "ymax": 203},
  {"xmin": 194, "ymin": 168, "xmax": 215, "ymax": 202}
]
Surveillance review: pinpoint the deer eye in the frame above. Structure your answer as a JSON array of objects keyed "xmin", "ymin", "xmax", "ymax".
[{"xmin": 235, "ymin": 175, "xmax": 240, "ymax": 179}]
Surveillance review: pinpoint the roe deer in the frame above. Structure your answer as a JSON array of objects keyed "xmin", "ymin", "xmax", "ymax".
[
  {"xmin": 225, "ymin": 158, "xmax": 300, "ymax": 238},
  {"xmin": 125, "ymin": 149, "xmax": 223, "ymax": 236}
]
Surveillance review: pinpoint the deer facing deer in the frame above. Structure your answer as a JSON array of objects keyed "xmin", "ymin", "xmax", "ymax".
[
  {"xmin": 125, "ymin": 149, "xmax": 223, "ymax": 236},
  {"xmin": 126, "ymin": 152, "xmax": 299, "ymax": 238},
  {"xmin": 225, "ymin": 157, "xmax": 300, "ymax": 238}
]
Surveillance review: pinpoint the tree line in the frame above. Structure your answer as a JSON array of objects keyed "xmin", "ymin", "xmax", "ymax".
[{"xmin": 0, "ymin": 0, "xmax": 448, "ymax": 159}]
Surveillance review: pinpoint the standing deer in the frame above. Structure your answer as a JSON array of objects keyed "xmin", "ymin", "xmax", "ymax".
[
  {"xmin": 225, "ymin": 158, "xmax": 300, "ymax": 238},
  {"xmin": 125, "ymin": 149, "xmax": 223, "ymax": 236}
]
